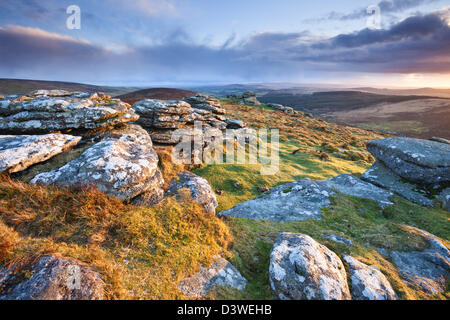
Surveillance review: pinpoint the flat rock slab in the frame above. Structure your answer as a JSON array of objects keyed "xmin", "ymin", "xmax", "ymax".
[
  {"xmin": 0, "ymin": 134, "xmax": 81, "ymax": 173},
  {"xmin": 177, "ymin": 258, "xmax": 247, "ymax": 297},
  {"xmin": 390, "ymin": 226, "xmax": 450, "ymax": 295},
  {"xmin": 322, "ymin": 174, "xmax": 393, "ymax": 208},
  {"xmin": 31, "ymin": 124, "xmax": 161, "ymax": 201},
  {"xmin": 219, "ymin": 174, "xmax": 393, "ymax": 222},
  {"xmin": 219, "ymin": 178, "xmax": 332, "ymax": 222},
  {"xmin": 269, "ymin": 233, "xmax": 350, "ymax": 300},
  {"xmin": 0, "ymin": 255, "xmax": 104, "ymax": 300},
  {"xmin": 166, "ymin": 171, "xmax": 218, "ymax": 214},
  {"xmin": 344, "ymin": 256, "xmax": 397, "ymax": 300},
  {"xmin": 367, "ymin": 138, "xmax": 450, "ymax": 184},
  {"xmin": 0, "ymin": 91, "xmax": 138, "ymax": 134},
  {"xmin": 361, "ymin": 161, "xmax": 434, "ymax": 207}
]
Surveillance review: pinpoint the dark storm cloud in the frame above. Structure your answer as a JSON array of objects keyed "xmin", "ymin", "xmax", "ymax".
[{"xmin": 0, "ymin": 9, "xmax": 449, "ymax": 83}]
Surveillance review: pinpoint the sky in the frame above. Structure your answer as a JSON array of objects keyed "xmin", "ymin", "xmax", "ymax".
[{"xmin": 0, "ymin": 0, "xmax": 450, "ymax": 87}]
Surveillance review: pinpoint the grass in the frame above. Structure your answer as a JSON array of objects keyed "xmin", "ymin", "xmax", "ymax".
[
  {"xmin": 0, "ymin": 175, "xmax": 232, "ymax": 299},
  {"xmin": 194, "ymin": 102, "xmax": 384, "ymax": 211},
  {"xmin": 210, "ymin": 194, "xmax": 450, "ymax": 300},
  {"xmin": 0, "ymin": 100, "xmax": 448, "ymax": 300},
  {"xmin": 193, "ymin": 102, "xmax": 449, "ymax": 300},
  {"xmin": 358, "ymin": 121, "xmax": 428, "ymax": 134}
]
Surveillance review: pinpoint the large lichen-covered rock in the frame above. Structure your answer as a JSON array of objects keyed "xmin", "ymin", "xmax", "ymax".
[
  {"xmin": 166, "ymin": 171, "xmax": 218, "ymax": 214},
  {"xmin": 366, "ymin": 138, "xmax": 450, "ymax": 184},
  {"xmin": 269, "ymin": 233, "xmax": 350, "ymax": 300},
  {"xmin": 361, "ymin": 161, "xmax": 434, "ymax": 207},
  {"xmin": 0, "ymin": 255, "xmax": 104, "ymax": 300},
  {"xmin": 0, "ymin": 134, "xmax": 81, "ymax": 173},
  {"xmin": 0, "ymin": 90, "xmax": 138, "ymax": 134},
  {"xmin": 219, "ymin": 174, "xmax": 393, "ymax": 222},
  {"xmin": 177, "ymin": 258, "xmax": 247, "ymax": 297},
  {"xmin": 31, "ymin": 124, "xmax": 163, "ymax": 201},
  {"xmin": 343, "ymin": 256, "xmax": 397, "ymax": 300},
  {"xmin": 389, "ymin": 226, "xmax": 450, "ymax": 295}
]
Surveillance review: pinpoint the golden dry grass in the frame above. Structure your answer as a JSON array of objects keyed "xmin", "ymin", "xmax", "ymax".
[{"xmin": 0, "ymin": 175, "xmax": 232, "ymax": 299}]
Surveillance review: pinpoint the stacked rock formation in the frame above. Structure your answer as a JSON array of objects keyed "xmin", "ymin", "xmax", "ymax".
[
  {"xmin": 0, "ymin": 90, "xmax": 138, "ymax": 134},
  {"xmin": 227, "ymin": 91, "xmax": 261, "ymax": 105},
  {"xmin": 133, "ymin": 94, "xmax": 246, "ymax": 145},
  {"xmin": 0, "ymin": 90, "xmax": 164, "ymax": 205}
]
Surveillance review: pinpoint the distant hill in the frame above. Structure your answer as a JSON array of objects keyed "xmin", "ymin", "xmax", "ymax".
[
  {"xmin": 351, "ymin": 87, "xmax": 450, "ymax": 99},
  {"xmin": 116, "ymin": 88, "xmax": 198, "ymax": 104},
  {"xmin": 0, "ymin": 78, "xmax": 137, "ymax": 96},
  {"xmin": 258, "ymin": 90, "xmax": 450, "ymax": 139},
  {"xmin": 259, "ymin": 91, "xmax": 440, "ymax": 113}
]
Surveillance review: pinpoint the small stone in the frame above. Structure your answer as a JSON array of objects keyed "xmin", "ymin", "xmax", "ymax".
[
  {"xmin": 269, "ymin": 233, "xmax": 350, "ymax": 300},
  {"xmin": 166, "ymin": 171, "xmax": 218, "ymax": 214},
  {"xmin": 344, "ymin": 255, "xmax": 397, "ymax": 300},
  {"xmin": 177, "ymin": 258, "xmax": 247, "ymax": 297},
  {"xmin": 0, "ymin": 255, "xmax": 104, "ymax": 300}
]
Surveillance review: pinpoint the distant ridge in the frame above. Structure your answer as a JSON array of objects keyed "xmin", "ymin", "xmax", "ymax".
[
  {"xmin": 0, "ymin": 78, "xmax": 137, "ymax": 96},
  {"xmin": 116, "ymin": 88, "xmax": 199, "ymax": 104}
]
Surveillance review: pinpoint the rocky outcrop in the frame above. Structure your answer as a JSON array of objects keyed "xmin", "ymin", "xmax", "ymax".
[
  {"xmin": 0, "ymin": 90, "xmax": 138, "ymax": 134},
  {"xmin": 166, "ymin": 171, "xmax": 218, "ymax": 214},
  {"xmin": 0, "ymin": 134, "xmax": 81, "ymax": 173},
  {"xmin": 361, "ymin": 161, "xmax": 434, "ymax": 207},
  {"xmin": 219, "ymin": 174, "xmax": 393, "ymax": 222},
  {"xmin": 0, "ymin": 255, "xmax": 104, "ymax": 300},
  {"xmin": 266, "ymin": 103, "xmax": 296, "ymax": 114},
  {"xmin": 133, "ymin": 99, "xmax": 194, "ymax": 129},
  {"xmin": 31, "ymin": 124, "xmax": 164, "ymax": 202},
  {"xmin": 177, "ymin": 258, "xmax": 247, "ymax": 297},
  {"xmin": 269, "ymin": 233, "xmax": 350, "ymax": 300},
  {"xmin": 133, "ymin": 95, "xmax": 231, "ymax": 146},
  {"xmin": 366, "ymin": 138, "xmax": 450, "ymax": 184},
  {"xmin": 343, "ymin": 256, "xmax": 397, "ymax": 300},
  {"xmin": 227, "ymin": 91, "xmax": 261, "ymax": 106},
  {"xmin": 389, "ymin": 226, "xmax": 449, "ymax": 295},
  {"xmin": 182, "ymin": 94, "xmax": 226, "ymax": 115}
]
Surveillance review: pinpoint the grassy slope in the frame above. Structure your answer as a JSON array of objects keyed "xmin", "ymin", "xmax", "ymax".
[
  {"xmin": 0, "ymin": 176, "xmax": 232, "ymax": 299},
  {"xmin": 193, "ymin": 100, "xmax": 450, "ymax": 300},
  {"xmin": 194, "ymin": 100, "xmax": 381, "ymax": 212},
  {"xmin": 0, "ymin": 99, "xmax": 448, "ymax": 300}
]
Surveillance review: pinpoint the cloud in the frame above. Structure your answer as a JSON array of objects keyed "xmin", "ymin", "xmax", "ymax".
[
  {"xmin": 120, "ymin": 0, "xmax": 178, "ymax": 16},
  {"xmin": 0, "ymin": 9, "xmax": 449, "ymax": 84},
  {"xmin": 318, "ymin": 0, "xmax": 441, "ymax": 22}
]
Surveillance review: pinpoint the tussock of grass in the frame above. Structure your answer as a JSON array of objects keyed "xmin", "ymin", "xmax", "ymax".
[{"xmin": 0, "ymin": 175, "xmax": 232, "ymax": 299}]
